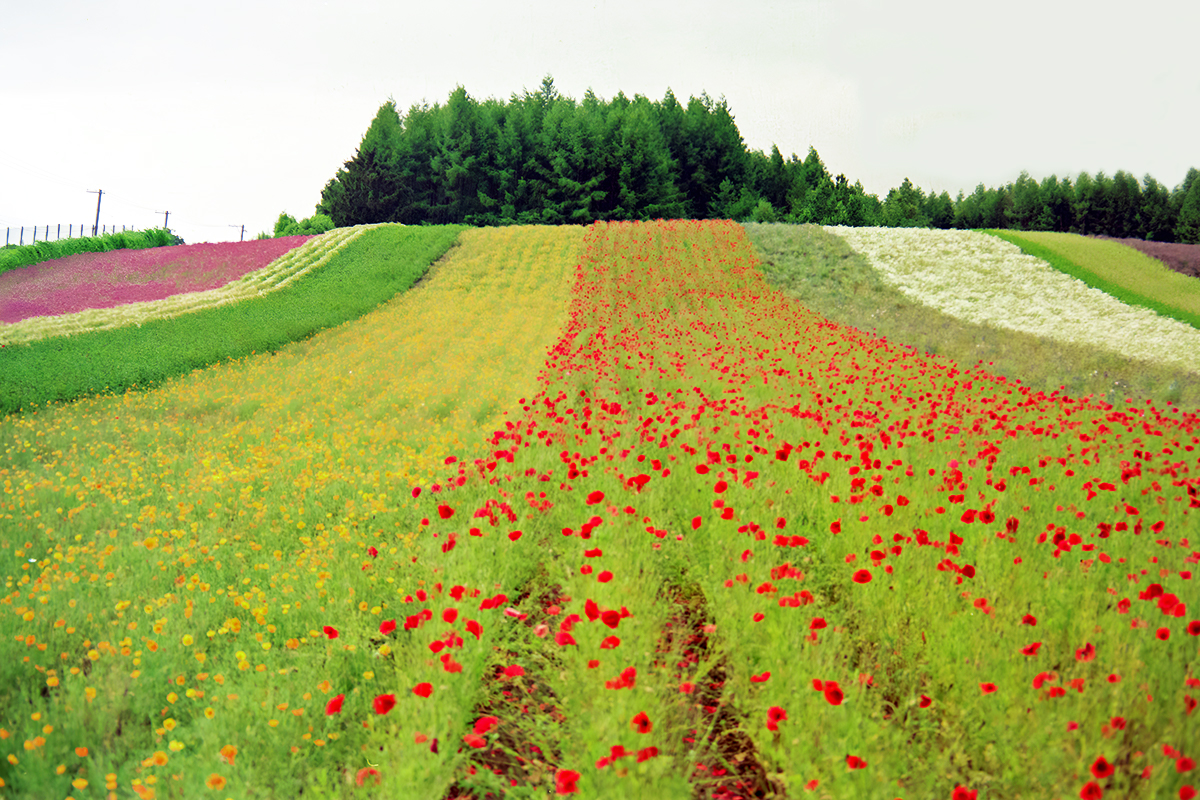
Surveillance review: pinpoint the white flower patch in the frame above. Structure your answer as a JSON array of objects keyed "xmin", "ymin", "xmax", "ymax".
[
  {"xmin": 825, "ymin": 226, "xmax": 1200, "ymax": 375},
  {"xmin": 0, "ymin": 224, "xmax": 386, "ymax": 346}
]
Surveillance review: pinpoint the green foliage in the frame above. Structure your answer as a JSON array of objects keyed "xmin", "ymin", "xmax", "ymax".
[
  {"xmin": 0, "ymin": 228, "xmax": 183, "ymax": 275},
  {"xmin": 0, "ymin": 225, "xmax": 465, "ymax": 415},
  {"xmin": 1175, "ymin": 168, "xmax": 1200, "ymax": 244},
  {"xmin": 274, "ymin": 212, "xmax": 334, "ymax": 237}
]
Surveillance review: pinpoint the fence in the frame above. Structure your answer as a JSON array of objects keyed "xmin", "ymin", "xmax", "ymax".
[{"xmin": 4, "ymin": 224, "xmax": 136, "ymax": 247}]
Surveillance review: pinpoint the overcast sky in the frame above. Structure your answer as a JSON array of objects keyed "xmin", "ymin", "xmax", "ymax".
[{"xmin": 2, "ymin": 0, "xmax": 1197, "ymax": 244}]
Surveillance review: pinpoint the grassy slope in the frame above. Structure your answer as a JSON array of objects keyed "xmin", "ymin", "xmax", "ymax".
[
  {"xmin": 0, "ymin": 228, "xmax": 179, "ymax": 275},
  {"xmin": 741, "ymin": 222, "xmax": 1200, "ymax": 410},
  {"xmin": 986, "ymin": 229, "xmax": 1200, "ymax": 328},
  {"xmin": 0, "ymin": 224, "xmax": 464, "ymax": 415}
]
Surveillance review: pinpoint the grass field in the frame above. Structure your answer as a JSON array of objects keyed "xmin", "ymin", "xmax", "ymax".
[{"xmin": 1, "ymin": 221, "xmax": 1197, "ymax": 800}]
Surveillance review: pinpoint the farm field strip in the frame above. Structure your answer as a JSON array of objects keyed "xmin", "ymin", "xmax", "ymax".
[
  {"xmin": 0, "ymin": 228, "xmax": 364, "ymax": 345},
  {"xmin": 826, "ymin": 226, "xmax": 1200, "ymax": 376},
  {"xmin": 0, "ymin": 225, "xmax": 583, "ymax": 799}
]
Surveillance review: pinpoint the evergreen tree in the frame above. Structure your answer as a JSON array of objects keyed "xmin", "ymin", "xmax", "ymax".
[
  {"xmin": 1008, "ymin": 170, "xmax": 1041, "ymax": 230},
  {"xmin": 317, "ymin": 99, "xmax": 405, "ymax": 226},
  {"xmin": 881, "ymin": 178, "xmax": 929, "ymax": 227},
  {"xmin": 1109, "ymin": 170, "xmax": 1143, "ymax": 238},
  {"xmin": 1140, "ymin": 175, "xmax": 1176, "ymax": 242},
  {"xmin": 1176, "ymin": 167, "xmax": 1200, "ymax": 244}
]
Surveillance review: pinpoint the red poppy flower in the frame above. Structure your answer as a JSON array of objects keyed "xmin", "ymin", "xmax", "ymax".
[
  {"xmin": 325, "ymin": 694, "xmax": 344, "ymax": 715},
  {"xmin": 1076, "ymin": 642, "xmax": 1096, "ymax": 662},
  {"xmin": 824, "ymin": 685, "xmax": 844, "ymax": 706},
  {"xmin": 846, "ymin": 755, "xmax": 867, "ymax": 769},
  {"xmin": 1188, "ymin": 620, "xmax": 1200, "ymax": 636},
  {"xmin": 555, "ymin": 768, "xmax": 581, "ymax": 794},
  {"xmin": 1180, "ymin": 786, "xmax": 1197, "ymax": 800},
  {"xmin": 750, "ymin": 672, "xmax": 771, "ymax": 683},
  {"xmin": 600, "ymin": 636, "xmax": 620, "ymax": 649},
  {"xmin": 374, "ymin": 694, "xmax": 397, "ymax": 714},
  {"xmin": 1180, "ymin": 756, "xmax": 1197, "ymax": 773},
  {"xmin": 586, "ymin": 491, "xmax": 604, "ymax": 505},
  {"xmin": 323, "ymin": 625, "xmax": 338, "ymax": 639},
  {"xmin": 601, "ymin": 609, "xmax": 621, "ymax": 629},
  {"xmin": 1091, "ymin": 756, "xmax": 1115, "ymax": 779},
  {"xmin": 1079, "ymin": 782, "xmax": 1102, "ymax": 800},
  {"xmin": 1022, "ymin": 642, "xmax": 1042, "ymax": 656},
  {"xmin": 980, "ymin": 682, "xmax": 997, "ymax": 694},
  {"xmin": 356, "ymin": 767, "xmax": 381, "ymax": 787},
  {"xmin": 810, "ymin": 618, "xmax": 827, "ymax": 630},
  {"xmin": 503, "ymin": 665, "xmax": 525, "ymax": 677},
  {"xmin": 411, "ymin": 486, "xmax": 421, "ymax": 499},
  {"xmin": 463, "ymin": 733, "xmax": 487, "ymax": 749},
  {"xmin": 636, "ymin": 746, "xmax": 658, "ymax": 762},
  {"xmin": 598, "ymin": 571, "xmax": 614, "ymax": 583},
  {"xmin": 631, "ymin": 712, "xmax": 653, "ymax": 733},
  {"xmin": 952, "ymin": 787, "xmax": 977, "ymax": 800},
  {"xmin": 679, "ymin": 682, "xmax": 695, "ymax": 694},
  {"xmin": 852, "ymin": 569, "xmax": 872, "ymax": 584},
  {"xmin": 412, "ymin": 683, "xmax": 433, "ymax": 698},
  {"xmin": 1022, "ymin": 614, "xmax": 1038, "ymax": 626},
  {"xmin": 465, "ymin": 619, "xmax": 483, "ymax": 639},
  {"xmin": 919, "ymin": 694, "xmax": 932, "ymax": 708},
  {"xmin": 437, "ymin": 504, "xmax": 454, "ymax": 519},
  {"xmin": 1158, "ymin": 627, "xmax": 1171, "ymax": 641},
  {"xmin": 379, "ymin": 619, "xmax": 396, "ymax": 635},
  {"xmin": 556, "ymin": 631, "xmax": 577, "ymax": 646},
  {"xmin": 692, "ymin": 516, "xmax": 703, "ymax": 530},
  {"xmin": 766, "ymin": 706, "xmax": 787, "ymax": 731}
]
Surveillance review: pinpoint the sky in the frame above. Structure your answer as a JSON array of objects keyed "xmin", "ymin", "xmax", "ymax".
[{"xmin": 2, "ymin": 0, "xmax": 1197, "ymax": 244}]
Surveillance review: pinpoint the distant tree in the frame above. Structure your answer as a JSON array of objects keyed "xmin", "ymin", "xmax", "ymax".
[
  {"xmin": 1035, "ymin": 175, "xmax": 1074, "ymax": 232},
  {"xmin": 274, "ymin": 212, "xmax": 298, "ymax": 237},
  {"xmin": 1109, "ymin": 170, "xmax": 1143, "ymax": 238},
  {"xmin": 318, "ymin": 99, "xmax": 406, "ymax": 226},
  {"xmin": 1176, "ymin": 167, "xmax": 1200, "ymax": 244},
  {"xmin": 954, "ymin": 185, "xmax": 986, "ymax": 229},
  {"xmin": 925, "ymin": 190, "xmax": 954, "ymax": 229},
  {"xmin": 1140, "ymin": 175, "xmax": 1176, "ymax": 241},
  {"xmin": 1007, "ymin": 170, "xmax": 1041, "ymax": 229},
  {"xmin": 881, "ymin": 178, "xmax": 929, "ymax": 227}
]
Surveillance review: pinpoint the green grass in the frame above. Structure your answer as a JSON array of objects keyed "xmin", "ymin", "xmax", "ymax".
[
  {"xmin": 985, "ymin": 229, "xmax": 1200, "ymax": 329},
  {"xmin": 0, "ymin": 224, "xmax": 465, "ymax": 415},
  {"xmin": 0, "ymin": 228, "xmax": 181, "ymax": 274},
  {"xmin": 741, "ymin": 222, "xmax": 1200, "ymax": 410}
]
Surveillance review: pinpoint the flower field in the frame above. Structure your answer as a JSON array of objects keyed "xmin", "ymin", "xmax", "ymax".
[
  {"xmin": 0, "ymin": 236, "xmax": 313, "ymax": 327},
  {"xmin": 827, "ymin": 226, "xmax": 1200, "ymax": 376},
  {"xmin": 1, "ymin": 220, "xmax": 1198, "ymax": 799}
]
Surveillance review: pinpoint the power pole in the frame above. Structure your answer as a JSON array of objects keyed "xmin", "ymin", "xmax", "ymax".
[
  {"xmin": 88, "ymin": 189, "xmax": 103, "ymax": 236},
  {"xmin": 229, "ymin": 224, "xmax": 245, "ymax": 242},
  {"xmin": 157, "ymin": 210, "xmax": 170, "ymax": 229}
]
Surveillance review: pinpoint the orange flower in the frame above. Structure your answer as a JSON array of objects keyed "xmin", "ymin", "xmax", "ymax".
[
  {"xmin": 356, "ymin": 767, "xmax": 381, "ymax": 787},
  {"xmin": 75, "ymin": 746, "xmax": 88, "ymax": 757},
  {"xmin": 219, "ymin": 744, "xmax": 237, "ymax": 765},
  {"xmin": 205, "ymin": 773, "xmax": 226, "ymax": 790}
]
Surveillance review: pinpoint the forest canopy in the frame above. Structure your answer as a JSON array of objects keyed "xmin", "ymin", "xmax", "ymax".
[{"xmin": 312, "ymin": 77, "xmax": 1199, "ymax": 243}]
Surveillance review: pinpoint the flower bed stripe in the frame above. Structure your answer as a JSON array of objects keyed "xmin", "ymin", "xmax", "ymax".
[{"xmin": 826, "ymin": 225, "xmax": 1200, "ymax": 375}]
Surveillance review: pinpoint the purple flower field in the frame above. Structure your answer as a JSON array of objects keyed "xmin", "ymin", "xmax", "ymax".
[{"xmin": 0, "ymin": 236, "xmax": 312, "ymax": 323}]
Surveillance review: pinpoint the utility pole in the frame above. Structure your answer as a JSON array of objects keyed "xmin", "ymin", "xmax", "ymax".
[
  {"xmin": 88, "ymin": 189, "xmax": 103, "ymax": 236},
  {"xmin": 229, "ymin": 224, "xmax": 245, "ymax": 242},
  {"xmin": 157, "ymin": 210, "xmax": 169, "ymax": 229}
]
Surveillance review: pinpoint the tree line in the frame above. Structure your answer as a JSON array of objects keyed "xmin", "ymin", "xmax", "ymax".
[{"xmin": 306, "ymin": 77, "xmax": 1199, "ymax": 243}]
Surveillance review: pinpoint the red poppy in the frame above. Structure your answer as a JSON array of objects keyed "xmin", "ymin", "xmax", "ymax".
[
  {"xmin": 766, "ymin": 706, "xmax": 787, "ymax": 731},
  {"xmin": 919, "ymin": 694, "xmax": 932, "ymax": 708},
  {"xmin": 1076, "ymin": 642, "xmax": 1096, "ymax": 662},
  {"xmin": 323, "ymin": 625, "xmax": 338, "ymax": 639},
  {"xmin": 1188, "ymin": 620, "xmax": 1200, "ymax": 636},
  {"xmin": 356, "ymin": 767, "xmax": 381, "ymax": 787},
  {"xmin": 598, "ymin": 571, "xmax": 614, "ymax": 583},
  {"xmin": 852, "ymin": 569, "xmax": 872, "ymax": 584},
  {"xmin": 846, "ymin": 755, "xmax": 867, "ymax": 769},
  {"xmin": 631, "ymin": 712, "xmax": 652, "ymax": 733},
  {"xmin": 980, "ymin": 682, "xmax": 997, "ymax": 694},
  {"xmin": 555, "ymin": 768, "xmax": 581, "ymax": 794},
  {"xmin": 679, "ymin": 682, "xmax": 695, "ymax": 694},
  {"xmin": 1180, "ymin": 786, "xmax": 1197, "ymax": 800},
  {"xmin": 1091, "ymin": 756, "xmax": 1114, "ymax": 779},
  {"xmin": 556, "ymin": 631, "xmax": 577, "ymax": 646},
  {"xmin": 463, "ymin": 733, "xmax": 487, "ymax": 749},
  {"xmin": 1079, "ymin": 782, "xmax": 1102, "ymax": 800},
  {"xmin": 951, "ymin": 787, "xmax": 977, "ymax": 800},
  {"xmin": 1022, "ymin": 614, "xmax": 1038, "ymax": 626},
  {"xmin": 1180, "ymin": 756, "xmax": 1197, "ymax": 773},
  {"xmin": 379, "ymin": 619, "xmax": 396, "ymax": 635},
  {"xmin": 412, "ymin": 683, "xmax": 433, "ymax": 698},
  {"xmin": 810, "ymin": 618, "xmax": 827, "ymax": 630},
  {"xmin": 411, "ymin": 486, "xmax": 421, "ymax": 499},
  {"xmin": 325, "ymin": 694, "xmax": 344, "ymax": 715},
  {"xmin": 692, "ymin": 516, "xmax": 702, "ymax": 530},
  {"xmin": 636, "ymin": 746, "xmax": 658, "ymax": 762},
  {"xmin": 1158, "ymin": 627, "xmax": 1171, "ymax": 641},
  {"xmin": 503, "ymin": 665, "xmax": 525, "ymax": 677},
  {"xmin": 750, "ymin": 672, "xmax": 771, "ymax": 683},
  {"xmin": 586, "ymin": 491, "xmax": 604, "ymax": 505},
  {"xmin": 601, "ymin": 609, "xmax": 621, "ymax": 629},
  {"xmin": 824, "ymin": 685, "xmax": 844, "ymax": 706},
  {"xmin": 374, "ymin": 694, "xmax": 397, "ymax": 714},
  {"xmin": 600, "ymin": 636, "xmax": 620, "ymax": 649},
  {"xmin": 437, "ymin": 504, "xmax": 454, "ymax": 519},
  {"xmin": 465, "ymin": 619, "xmax": 483, "ymax": 639}
]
